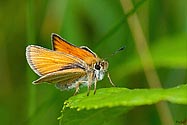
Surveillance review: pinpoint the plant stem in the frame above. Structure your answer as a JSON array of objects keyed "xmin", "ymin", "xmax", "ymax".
[{"xmin": 120, "ymin": 0, "xmax": 174, "ymax": 125}]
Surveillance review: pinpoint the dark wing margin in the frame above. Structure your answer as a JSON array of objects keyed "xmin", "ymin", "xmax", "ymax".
[
  {"xmin": 51, "ymin": 33, "xmax": 76, "ymax": 51},
  {"xmin": 79, "ymin": 46, "xmax": 97, "ymax": 57}
]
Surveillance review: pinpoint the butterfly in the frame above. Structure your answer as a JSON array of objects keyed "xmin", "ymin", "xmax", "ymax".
[{"xmin": 26, "ymin": 33, "xmax": 114, "ymax": 96}]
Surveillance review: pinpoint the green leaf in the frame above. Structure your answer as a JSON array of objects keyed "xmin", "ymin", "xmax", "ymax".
[
  {"xmin": 59, "ymin": 84, "xmax": 187, "ymax": 125},
  {"xmin": 63, "ymin": 84, "xmax": 187, "ymax": 110},
  {"xmin": 59, "ymin": 106, "xmax": 132, "ymax": 125}
]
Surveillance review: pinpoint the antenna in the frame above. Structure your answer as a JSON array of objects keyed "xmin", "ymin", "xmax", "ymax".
[{"xmin": 105, "ymin": 46, "xmax": 125, "ymax": 60}]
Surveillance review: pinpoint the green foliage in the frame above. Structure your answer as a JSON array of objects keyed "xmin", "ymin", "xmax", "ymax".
[
  {"xmin": 59, "ymin": 84, "xmax": 187, "ymax": 125},
  {"xmin": 151, "ymin": 34, "xmax": 187, "ymax": 68},
  {"xmin": 114, "ymin": 34, "xmax": 187, "ymax": 80}
]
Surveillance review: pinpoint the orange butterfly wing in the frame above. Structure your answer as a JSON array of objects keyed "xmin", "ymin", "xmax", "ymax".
[
  {"xmin": 52, "ymin": 33, "xmax": 98, "ymax": 65},
  {"xmin": 26, "ymin": 45, "xmax": 87, "ymax": 76}
]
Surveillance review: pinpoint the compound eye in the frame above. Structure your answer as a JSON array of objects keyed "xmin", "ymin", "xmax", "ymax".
[
  {"xmin": 95, "ymin": 64, "xmax": 101, "ymax": 70},
  {"xmin": 101, "ymin": 62, "xmax": 104, "ymax": 67}
]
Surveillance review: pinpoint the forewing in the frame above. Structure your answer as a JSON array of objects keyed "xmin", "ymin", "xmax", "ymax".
[
  {"xmin": 33, "ymin": 68, "xmax": 86, "ymax": 85},
  {"xmin": 26, "ymin": 45, "xmax": 86, "ymax": 76},
  {"xmin": 52, "ymin": 33, "xmax": 98, "ymax": 65}
]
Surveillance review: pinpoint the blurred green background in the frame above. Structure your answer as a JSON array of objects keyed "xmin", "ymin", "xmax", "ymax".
[{"xmin": 0, "ymin": 0, "xmax": 186, "ymax": 125}]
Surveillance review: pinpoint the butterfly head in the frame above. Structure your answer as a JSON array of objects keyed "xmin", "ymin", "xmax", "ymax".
[{"xmin": 93, "ymin": 60, "xmax": 108, "ymax": 81}]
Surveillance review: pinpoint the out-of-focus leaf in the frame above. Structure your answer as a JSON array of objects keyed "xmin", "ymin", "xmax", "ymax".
[
  {"xmin": 114, "ymin": 34, "xmax": 187, "ymax": 79},
  {"xmin": 151, "ymin": 34, "xmax": 187, "ymax": 68}
]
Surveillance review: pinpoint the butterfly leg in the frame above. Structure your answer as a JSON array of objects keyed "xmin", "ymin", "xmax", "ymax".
[
  {"xmin": 74, "ymin": 82, "xmax": 81, "ymax": 96},
  {"xmin": 87, "ymin": 72, "xmax": 93, "ymax": 96},
  {"xmin": 94, "ymin": 80, "xmax": 97, "ymax": 95},
  {"xmin": 87, "ymin": 82, "xmax": 92, "ymax": 96},
  {"xmin": 87, "ymin": 72, "xmax": 95, "ymax": 96},
  {"xmin": 107, "ymin": 72, "xmax": 116, "ymax": 87}
]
